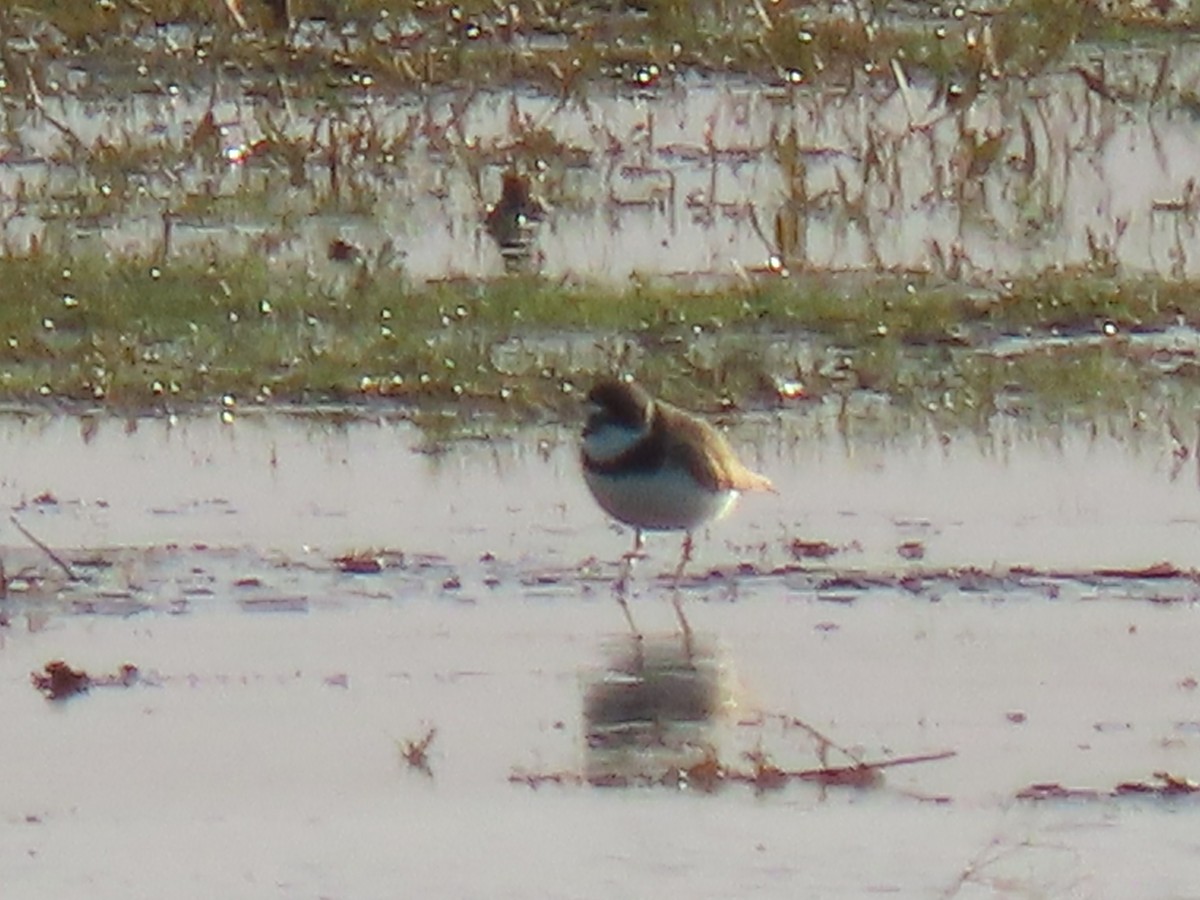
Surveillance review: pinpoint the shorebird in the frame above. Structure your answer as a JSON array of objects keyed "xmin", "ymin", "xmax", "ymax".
[{"xmin": 580, "ymin": 377, "xmax": 774, "ymax": 636}]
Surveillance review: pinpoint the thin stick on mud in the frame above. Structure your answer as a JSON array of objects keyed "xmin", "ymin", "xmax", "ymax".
[
  {"xmin": 848, "ymin": 749, "xmax": 957, "ymax": 771},
  {"xmin": 760, "ymin": 711, "xmax": 865, "ymax": 767},
  {"xmin": 798, "ymin": 748, "xmax": 957, "ymax": 780},
  {"xmin": 780, "ymin": 749, "xmax": 958, "ymax": 790},
  {"xmin": 9, "ymin": 515, "xmax": 81, "ymax": 582}
]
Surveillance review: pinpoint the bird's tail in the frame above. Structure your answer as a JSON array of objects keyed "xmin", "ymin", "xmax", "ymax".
[{"xmin": 733, "ymin": 467, "xmax": 776, "ymax": 494}]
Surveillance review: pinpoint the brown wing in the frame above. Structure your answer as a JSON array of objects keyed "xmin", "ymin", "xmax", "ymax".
[{"xmin": 657, "ymin": 403, "xmax": 774, "ymax": 493}]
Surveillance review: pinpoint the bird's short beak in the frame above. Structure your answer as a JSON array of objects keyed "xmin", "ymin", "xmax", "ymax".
[{"xmin": 582, "ymin": 401, "xmax": 604, "ymax": 435}]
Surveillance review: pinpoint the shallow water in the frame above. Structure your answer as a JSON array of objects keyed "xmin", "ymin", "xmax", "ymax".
[
  {"xmin": 8, "ymin": 43, "xmax": 1200, "ymax": 284},
  {"xmin": 4, "ymin": 407, "xmax": 1200, "ymax": 569},
  {"xmin": 2, "ymin": 411, "xmax": 1199, "ymax": 898}
]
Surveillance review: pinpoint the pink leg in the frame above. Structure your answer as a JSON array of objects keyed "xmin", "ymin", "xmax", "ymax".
[
  {"xmin": 615, "ymin": 529, "xmax": 644, "ymax": 638},
  {"xmin": 672, "ymin": 532, "xmax": 694, "ymax": 584},
  {"xmin": 671, "ymin": 532, "xmax": 695, "ymax": 657}
]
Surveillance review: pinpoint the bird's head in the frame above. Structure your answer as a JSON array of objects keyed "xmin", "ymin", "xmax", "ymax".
[
  {"xmin": 584, "ymin": 378, "xmax": 653, "ymax": 434},
  {"xmin": 581, "ymin": 377, "xmax": 655, "ymax": 463}
]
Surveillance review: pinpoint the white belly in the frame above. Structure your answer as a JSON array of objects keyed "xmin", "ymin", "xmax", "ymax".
[{"xmin": 584, "ymin": 466, "xmax": 738, "ymax": 532}]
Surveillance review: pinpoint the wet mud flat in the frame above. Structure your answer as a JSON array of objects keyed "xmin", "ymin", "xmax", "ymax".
[{"xmin": 1, "ymin": 411, "xmax": 1200, "ymax": 898}]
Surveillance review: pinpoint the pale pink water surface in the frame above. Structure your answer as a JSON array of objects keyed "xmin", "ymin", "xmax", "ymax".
[{"xmin": 1, "ymin": 410, "xmax": 1199, "ymax": 898}]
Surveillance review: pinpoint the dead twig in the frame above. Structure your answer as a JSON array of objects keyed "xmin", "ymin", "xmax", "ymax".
[
  {"xmin": 792, "ymin": 749, "xmax": 958, "ymax": 786},
  {"xmin": 520, "ymin": 747, "xmax": 957, "ymax": 793},
  {"xmin": 9, "ymin": 514, "xmax": 82, "ymax": 582},
  {"xmin": 758, "ymin": 710, "xmax": 865, "ymax": 768}
]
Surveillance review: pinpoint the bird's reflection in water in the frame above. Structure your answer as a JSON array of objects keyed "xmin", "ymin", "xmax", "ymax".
[
  {"xmin": 583, "ymin": 631, "xmax": 735, "ymax": 786},
  {"xmin": 485, "ymin": 169, "xmax": 545, "ymax": 273}
]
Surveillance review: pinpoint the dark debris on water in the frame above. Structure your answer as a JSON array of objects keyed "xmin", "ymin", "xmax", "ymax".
[
  {"xmin": 31, "ymin": 660, "xmax": 140, "ymax": 700},
  {"xmin": 1017, "ymin": 772, "xmax": 1200, "ymax": 802}
]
